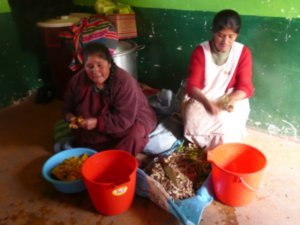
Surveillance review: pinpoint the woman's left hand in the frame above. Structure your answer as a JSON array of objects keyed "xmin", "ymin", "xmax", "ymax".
[
  {"xmin": 225, "ymin": 90, "xmax": 247, "ymax": 112},
  {"xmin": 225, "ymin": 100, "xmax": 235, "ymax": 112},
  {"xmin": 79, "ymin": 118, "xmax": 98, "ymax": 130}
]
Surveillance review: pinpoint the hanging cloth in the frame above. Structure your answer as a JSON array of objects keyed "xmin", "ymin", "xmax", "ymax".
[{"xmin": 60, "ymin": 15, "xmax": 118, "ymax": 71}]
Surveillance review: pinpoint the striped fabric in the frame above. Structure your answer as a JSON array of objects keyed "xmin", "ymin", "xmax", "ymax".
[{"xmin": 60, "ymin": 15, "xmax": 118, "ymax": 71}]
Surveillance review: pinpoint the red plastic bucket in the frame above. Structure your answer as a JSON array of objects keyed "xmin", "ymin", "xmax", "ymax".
[
  {"xmin": 207, "ymin": 143, "xmax": 267, "ymax": 206},
  {"xmin": 81, "ymin": 150, "xmax": 138, "ymax": 215}
]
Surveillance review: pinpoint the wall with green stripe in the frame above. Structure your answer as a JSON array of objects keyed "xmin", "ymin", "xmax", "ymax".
[
  {"xmin": 75, "ymin": 0, "xmax": 300, "ymax": 18},
  {"xmin": 0, "ymin": 0, "xmax": 72, "ymax": 107},
  {"xmin": 0, "ymin": 0, "xmax": 10, "ymax": 13},
  {"xmin": 0, "ymin": 0, "xmax": 42, "ymax": 107},
  {"xmin": 1, "ymin": 0, "xmax": 300, "ymax": 139}
]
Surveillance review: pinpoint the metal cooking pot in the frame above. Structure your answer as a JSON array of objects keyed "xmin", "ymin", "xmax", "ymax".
[{"xmin": 113, "ymin": 41, "xmax": 144, "ymax": 79}]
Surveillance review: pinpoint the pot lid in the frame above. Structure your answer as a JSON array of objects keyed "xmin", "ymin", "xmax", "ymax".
[
  {"xmin": 37, "ymin": 13, "xmax": 92, "ymax": 28},
  {"xmin": 114, "ymin": 41, "xmax": 137, "ymax": 56}
]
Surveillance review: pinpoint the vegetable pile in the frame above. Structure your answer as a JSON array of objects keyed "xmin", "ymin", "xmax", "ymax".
[{"xmin": 51, "ymin": 153, "xmax": 89, "ymax": 181}]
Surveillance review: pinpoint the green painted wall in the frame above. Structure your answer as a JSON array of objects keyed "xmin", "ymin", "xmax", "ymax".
[
  {"xmin": 0, "ymin": 0, "xmax": 10, "ymax": 13},
  {"xmin": 75, "ymin": 0, "xmax": 300, "ymax": 18},
  {"xmin": 125, "ymin": 0, "xmax": 300, "ymax": 18},
  {"xmin": 0, "ymin": 0, "xmax": 73, "ymax": 107},
  {"xmin": 0, "ymin": 2, "xmax": 43, "ymax": 107}
]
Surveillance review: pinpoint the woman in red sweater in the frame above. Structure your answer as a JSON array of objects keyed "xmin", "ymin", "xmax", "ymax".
[
  {"xmin": 64, "ymin": 43, "xmax": 157, "ymax": 156},
  {"xmin": 183, "ymin": 9, "xmax": 254, "ymax": 150}
]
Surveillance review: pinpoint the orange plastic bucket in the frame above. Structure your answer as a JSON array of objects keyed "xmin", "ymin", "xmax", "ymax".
[
  {"xmin": 207, "ymin": 143, "xmax": 267, "ymax": 206},
  {"xmin": 81, "ymin": 150, "xmax": 138, "ymax": 215}
]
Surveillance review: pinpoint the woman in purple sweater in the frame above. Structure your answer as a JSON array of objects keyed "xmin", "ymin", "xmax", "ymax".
[{"xmin": 64, "ymin": 42, "xmax": 157, "ymax": 156}]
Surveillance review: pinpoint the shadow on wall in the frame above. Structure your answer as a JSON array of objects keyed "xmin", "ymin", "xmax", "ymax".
[
  {"xmin": 8, "ymin": 0, "xmax": 73, "ymax": 85},
  {"xmin": 134, "ymin": 8, "xmax": 214, "ymax": 91}
]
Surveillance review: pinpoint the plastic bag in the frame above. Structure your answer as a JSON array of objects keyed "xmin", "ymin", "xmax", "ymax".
[
  {"xmin": 143, "ymin": 124, "xmax": 179, "ymax": 155},
  {"xmin": 143, "ymin": 115, "xmax": 183, "ymax": 155},
  {"xmin": 148, "ymin": 89, "xmax": 174, "ymax": 115}
]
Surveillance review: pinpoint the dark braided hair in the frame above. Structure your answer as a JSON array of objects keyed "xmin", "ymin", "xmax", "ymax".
[
  {"xmin": 82, "ymin": 42, "xmax": 116, "ymax": 95},
  {"xmin": 212, "ymin": 9, "xmax": 241, "ymax": 34}
]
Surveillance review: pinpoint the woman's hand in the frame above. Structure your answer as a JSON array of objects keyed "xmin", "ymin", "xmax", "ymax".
[
  {"xmin": 65, "ymin": 113, "xmax": 76, "ymax": 122},
  {"xmin": 216, "ymin": 95, "xmax": 235, "ymax": 112},
  {"xmin": 224, "ymin": 90, "xmax": 247, "ymax": 112},
  {"xmin": 65, "ymin": 114, "xmax": 97, "ymax": 130},
  {"xmin": 226, "ymin": 99, "xmax": 235, "ymax": 112},
  {"xmin": 65, "ymin": 113, "xmax": 80, "ymax": 129},
  {"xmin": 204, "ymin": 101, "xmax": 221, "ymax": 115},
  {"xmin": 190, "ymin": 87, "xmax": 222, "ymax": 115},
  {"xmin": 79, "ymin": 117, "xmax": 98, "ymax": 130}
]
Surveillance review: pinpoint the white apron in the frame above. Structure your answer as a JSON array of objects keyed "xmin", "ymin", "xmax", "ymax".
[{"xmin": 183, "ymin": 41, "xmax": 250, "ymax": 150}]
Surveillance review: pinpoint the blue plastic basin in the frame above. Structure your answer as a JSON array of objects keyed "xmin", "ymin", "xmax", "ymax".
[{"xmin": 42, "ymin": 148, "xmax": 97, "ymax": 193}]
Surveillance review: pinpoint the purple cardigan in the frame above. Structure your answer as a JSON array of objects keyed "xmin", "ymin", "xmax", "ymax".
[{"xmin": 64, "ymin": 66, "xmax": 157, "ymax": 144}]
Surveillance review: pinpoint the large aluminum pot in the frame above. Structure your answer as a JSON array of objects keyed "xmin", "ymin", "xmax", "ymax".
[{"xmin": 113, "ymin": 41, "xmax": 144, "ymax": 79}]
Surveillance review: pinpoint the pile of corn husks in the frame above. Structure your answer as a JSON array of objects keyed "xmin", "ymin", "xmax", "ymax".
[{"xmin": 146, "ymin": 143, "xmax": 211, "ymax": 200}]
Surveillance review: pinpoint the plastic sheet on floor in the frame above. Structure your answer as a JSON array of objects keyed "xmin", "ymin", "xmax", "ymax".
[{"xmin": 136, "ymin": 168, "xmax": 214, "ymax": 225}]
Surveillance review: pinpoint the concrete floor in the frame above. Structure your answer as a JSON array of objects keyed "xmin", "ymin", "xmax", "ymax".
[{"xmin": 0, "ymin": 96, "xmax": 299, "ymax": 225}]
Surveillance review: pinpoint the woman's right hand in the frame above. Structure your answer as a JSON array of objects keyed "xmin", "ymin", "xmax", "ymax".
[
  {"xmin": 204, "ymin": 101, "xmax": 221, "ymax": 115},
  {"xmin": 190, "ymin": 87, "xmax": 221, "ymax": 115},
  {"xmin": 65, "ymin": 113, "xmax": 76, "ymax": 122},
  {"xmin": 65, "ymin": 113, "xmax": 79, "ymax": 129}
]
